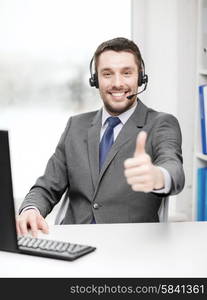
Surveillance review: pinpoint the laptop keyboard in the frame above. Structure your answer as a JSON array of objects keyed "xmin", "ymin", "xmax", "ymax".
[{"xmin": 17, "ymin": 236, "xmax": 96, "ymax": 261}]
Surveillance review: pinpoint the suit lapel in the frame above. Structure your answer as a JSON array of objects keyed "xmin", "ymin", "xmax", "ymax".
[{"xmin": 87, "ymin": 109, "xmax": 102, "ymax": 189}]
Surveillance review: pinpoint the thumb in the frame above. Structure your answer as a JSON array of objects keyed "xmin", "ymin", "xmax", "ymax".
[{"xmin": 134, "ymin": 131, "xmax": 147, "ymax": 157}]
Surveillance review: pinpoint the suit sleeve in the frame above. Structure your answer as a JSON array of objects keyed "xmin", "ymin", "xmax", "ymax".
[
  {"xmin": 19, "ymin": 118, "xmax": 72, "ymax": 217},
  {"xmin": 150, "ymin": 113, "xmax": 185, "ymax": 196}
]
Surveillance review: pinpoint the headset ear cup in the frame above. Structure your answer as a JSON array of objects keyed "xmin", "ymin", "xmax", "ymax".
[
  {"xmin": 89, "ymin": 56, "xmax": 99, "ymax": 88},
  {"xmin": 89, "ymin": 73, "xmax": 99, "ymax": 88},
  {"xmin": 94, "ymin": 73, "xmax": 99, "ymax": 89},
  {"xmin": 138, "ymin": 70, "xmax": 143, "ymax": 87},
  {"xmin": 89, "ymin": 76, "xmax": 94, "ymax": 87}
]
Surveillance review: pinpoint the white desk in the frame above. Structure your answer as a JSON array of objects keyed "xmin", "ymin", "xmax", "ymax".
[{"xmin": 0, "ymin": 221, "xmax": 207, "ymax": 278}]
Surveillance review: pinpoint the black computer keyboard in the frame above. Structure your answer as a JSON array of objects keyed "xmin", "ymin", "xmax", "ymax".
[{"xmin": 17, "ymin": 236, "xmax": 96, "ymax": 261}]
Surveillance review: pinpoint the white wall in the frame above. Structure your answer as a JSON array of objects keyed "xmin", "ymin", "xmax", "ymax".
[{"xmin": 131, "ymin": 0, "xmax": 198, "ymax": 220}]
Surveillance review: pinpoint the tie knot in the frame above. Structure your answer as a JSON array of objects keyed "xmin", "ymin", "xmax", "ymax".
[{"xmin": 107, "ymin": 116, "xmax": 121, "ymax": 128}]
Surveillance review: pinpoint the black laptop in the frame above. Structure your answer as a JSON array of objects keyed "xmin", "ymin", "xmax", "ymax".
[{"xmin": 0, "ymin": 130, "xmax": 96, "ymax": 261}]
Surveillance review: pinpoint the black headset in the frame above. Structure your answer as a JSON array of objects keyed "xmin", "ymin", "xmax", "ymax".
[{"xmin": 89, "ymin": 55, "xmax": 148, "ymax": 90}]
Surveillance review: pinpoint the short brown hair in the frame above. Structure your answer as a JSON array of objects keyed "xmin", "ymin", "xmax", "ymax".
[{"xmin": 93, "ymin": 37, "xmax": 142, "ymax": 72}]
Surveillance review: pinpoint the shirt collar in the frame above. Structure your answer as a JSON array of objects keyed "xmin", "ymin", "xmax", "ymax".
[{"xmin": 101, "ymin": 102, "xmax": 137, "ymax": 126}]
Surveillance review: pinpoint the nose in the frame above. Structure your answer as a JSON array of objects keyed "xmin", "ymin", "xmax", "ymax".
[{"xmin": 111, "ymin": 74, "xmax": 124, "ymax": 88}]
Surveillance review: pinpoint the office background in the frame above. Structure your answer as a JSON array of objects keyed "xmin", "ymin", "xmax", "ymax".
[
  {"xmin": 132, "ymin": 0, "xmax": 198, "ymax": 222},
  {"xmin": 0, "ymin": 0, "xmax": 201, "ymax": 223}
]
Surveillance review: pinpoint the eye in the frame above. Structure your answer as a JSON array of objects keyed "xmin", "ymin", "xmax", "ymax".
[
  {"xmin": 103, "ymin": 72, "xmax": 111, "ymax": 77},
  {"xmin": 124, "ymin": 70, "xmax": 132, "ymax": 76}
]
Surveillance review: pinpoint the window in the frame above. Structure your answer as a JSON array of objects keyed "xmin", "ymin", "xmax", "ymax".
[{"xmin": 0, "ymin": 0, "xmax": 131, "ymax": 207}]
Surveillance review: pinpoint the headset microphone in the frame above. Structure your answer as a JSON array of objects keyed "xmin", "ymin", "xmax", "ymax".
[
  {"xmin": 127, "ymin": 93, "xmax": 139, "ymax": 100},
  {"xmin": 127, "ymin": 74, "xmax": 148, "ymax": 99}
]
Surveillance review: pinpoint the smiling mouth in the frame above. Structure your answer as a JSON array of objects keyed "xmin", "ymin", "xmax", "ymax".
[{"xmin": 110, "ymin": 91, "xmax": 129, "ymax": 98}]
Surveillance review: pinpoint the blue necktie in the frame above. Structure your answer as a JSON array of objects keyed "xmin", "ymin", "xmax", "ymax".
[
  {"xmin": 91, "ymin": 116, "xmax": 121, "ymax": 224},
  {"xmin": 99, "ymin": 116, "xmax": 121, "ymax": 170}
]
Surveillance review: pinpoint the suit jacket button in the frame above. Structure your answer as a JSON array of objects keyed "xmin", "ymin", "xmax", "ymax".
[{"xmin": 93, "ymin": 203, "xmax": 99, "ymax": 209}]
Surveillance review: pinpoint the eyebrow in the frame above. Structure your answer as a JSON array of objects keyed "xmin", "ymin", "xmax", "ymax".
[
  {"xmin": 100, "ymin": 66, "xmax": 136, "ymax": 72},
  {"xmin": 100, "ymin": 68, "xmax": 112, "ymax": 72}
]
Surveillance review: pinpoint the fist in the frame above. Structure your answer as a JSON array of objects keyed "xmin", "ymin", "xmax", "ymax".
[{"xmin": 124, "ymin": 131, "xmax": 164, "ymax": 192}]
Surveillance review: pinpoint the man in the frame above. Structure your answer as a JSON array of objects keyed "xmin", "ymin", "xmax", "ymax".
[{"xmin": 16, "ymin": 37, "xmax": 185, "ymax": 237}]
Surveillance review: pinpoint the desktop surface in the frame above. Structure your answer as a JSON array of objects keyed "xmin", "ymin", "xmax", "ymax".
[{"xmin": 0, "ymin": 221, "xmax": 207, "ymax": 278}]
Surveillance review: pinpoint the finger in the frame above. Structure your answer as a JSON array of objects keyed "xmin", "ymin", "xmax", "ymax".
[
  {"xmin": 126, "ymin": 175, "xmax": 150, "ymax": 185},
  {"xmin": 134, "ymin": 131, "xmax": 147, "ymax": 157},
  {"xmin": 29, "ymin": 218, "xmax": 39, "ymax": 238},
  {"xmin": 15, "ymin": 218, "xmax": 21, "ymax": 236},
  {"xmin": 124, "ymin": 155, "xmax": 150, "ymax": 170},
  {"xmin": 38, "ymin": 216, "xmax": 49, "ymax": 234},
  {"xmin": 18, "ymin": 219, "xmax": 29, "ymax": 236},
  {"xmin": 124, "ymin": 164, "xmax": 150, "ymax": 178},
  {"xmin": 131, "ymin": 183, "xmax": 152, "ymax": 193},
  {"xmin": 124, "ymin": 158, "xmax": 137, "ymax": 169}
]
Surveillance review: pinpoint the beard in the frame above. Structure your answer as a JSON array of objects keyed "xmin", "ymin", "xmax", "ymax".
[{"xmin": 103, "ymin": 98, "xmax": 137, "ymax": 116}]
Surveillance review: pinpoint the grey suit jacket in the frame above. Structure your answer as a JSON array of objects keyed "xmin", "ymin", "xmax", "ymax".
[{"xmin": 20, "ymin": 100, "xmax": 185, "ymax": 223}]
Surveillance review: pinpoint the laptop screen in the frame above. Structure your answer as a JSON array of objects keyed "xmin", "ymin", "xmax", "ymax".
[{"xmin": 0, "ymin": 130, "xmax": 19, "ymax": 253}]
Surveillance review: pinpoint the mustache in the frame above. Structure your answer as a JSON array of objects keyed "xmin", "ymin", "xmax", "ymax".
[{"xmin": 108, "ymin": 89, "xmax": 130, "ymax": 93}]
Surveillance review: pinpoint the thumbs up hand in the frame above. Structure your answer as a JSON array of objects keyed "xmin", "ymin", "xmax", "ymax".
[{"xmin": 124, "ymin": 131, "xmax": 164, "ymax": 193}]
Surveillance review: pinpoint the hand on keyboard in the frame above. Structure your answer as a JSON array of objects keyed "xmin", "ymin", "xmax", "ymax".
[{"xmin": 16, "ymin": 209, "xmax": 49, "ymax": 237}]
